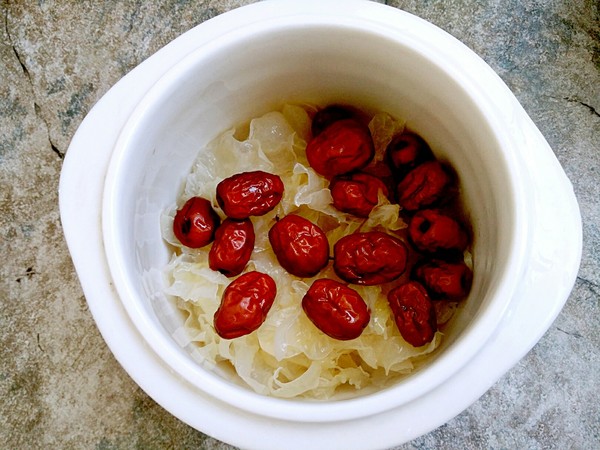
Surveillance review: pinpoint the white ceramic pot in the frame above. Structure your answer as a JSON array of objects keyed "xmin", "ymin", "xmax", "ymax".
[{"xmin": 59, "ymin": 1, "xmax": 581, "ymax": 449}]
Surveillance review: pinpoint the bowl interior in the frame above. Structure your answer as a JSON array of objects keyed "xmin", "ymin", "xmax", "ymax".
[{"xmin": 103, "ymin": 20, "xmax": 522, "ymax": 421}]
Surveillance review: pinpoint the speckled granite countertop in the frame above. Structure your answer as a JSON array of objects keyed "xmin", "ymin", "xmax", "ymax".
[{"xmin": 1, "ymin": 1, "xmax": 598, "ymax": 448}]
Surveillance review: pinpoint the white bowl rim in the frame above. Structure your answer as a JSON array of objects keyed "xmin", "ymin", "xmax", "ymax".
[{"xmin": 101, "ymin": 8, "xmax": 532, "ymax": 423}]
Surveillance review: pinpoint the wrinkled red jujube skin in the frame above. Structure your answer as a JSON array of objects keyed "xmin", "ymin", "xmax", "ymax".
[
  {"xmin": 330, "ymin": 172, "xmax": 389, "ymax": 218},
  {"xmin": 216, "ymin": 170, "xmax": 284, "ymax": 219},
  {"xmin": 209, "ymin": 218, "xmax": 255, "ymax": 277},
  {"xmin": 387, "ymin": 281, "xmax": 437, "ymax": 347},
  {"xmin": 214, "ymin": 271, "xmax": 276, "ymax": 339},
  {"xmin": 408, "ymin": 209, "xmax": 469, "ymax": 254},
  {"xmin": 397, "ymin": 161, "xmax": 450, "ymax": 211},
  {"xmin": 311, "ymin": 105, "xmax": 356, "ymax": 137},
  {"xmin": 269, "ymin": 214, "xmax": 330, "ymax": 278},
  {"xmin": 333, "ymin": 231, "xmax": 408, "ymax": 285},
  {"xmin": 302, "ymin": 279, "xmax": 370, "ymax": 341},
  {"xmin": 414, "ymin": 260, "xmax": 473, "ymax": 300},
  {"xmin": 173, "ymin": 196, "xmax": 220, "ymax": 249},
  {"xmin": 306, "ymin": 119, "xmax": 375, "ymax": 179},
  {"xmin": 387, "ymin": 131, "xmax": 433, "ymax": 178}
]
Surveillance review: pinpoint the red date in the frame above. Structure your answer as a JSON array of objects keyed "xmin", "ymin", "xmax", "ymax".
[
  {"xmin": 387, "ymin": 281, "xmax": 437, "ymax": 347},
  {"xmin": 216, "ymin": 171, "xmax": 284, "ymax": 219},
  {"xmin": 397, "ymin": 161, "xmax": 450, "ymax": 211},
  {"xmin": 173, "ymin": 197, "xmax": 220, "ymax": 248},
  {"xmin": 311, "ymin": 105, "xmax": 356, "ymax": 137},
  {"xmin": 387, "ymin": 131, "xmax": 433, "ymax": 178},
  {"xmin": 269, "ymin": 214, "xmax": 329, "ymax": 278},
  {"xmin": 306, "ymin": 119, "xmax": 375, "ymax": 179},
  {"xmin": 213, "ymin": 271, "xmax": 276, "ymax": 339},
  {"xmin": 333, "ymin": 231, "xmax": 408, "ymax": 285},
  {"xmin": 414, "ymin": 260, "xmax": 472, "ymax": 300},
  {"xmin": 408, "ymin": 209, "xmax": 469, "ymax": 254},
  {"xmin": 330, "ymin": 172, "xmax": 389, "ymax": 218},
  {"xmin": 302, "ymin": 279, "xmax": 370, "ymax": 340},
  {"xmin": 209, "ymin": 218, "xmax": 255, "ymax": 277}
]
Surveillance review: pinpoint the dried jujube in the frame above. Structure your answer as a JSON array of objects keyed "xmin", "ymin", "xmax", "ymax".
[
  {"xmin": 397, "ymin": 161, "xmax": 450, "ymax": 211},
  {"xmin": 387, "ymin": 281, "xmax": 437, "ymax": 347},
  {"xmin": 387, "ymin": 131, "xmax": 433, "ymax": 179},
  {"xmin": 333, "ymin": 231, "xmax": 408, "ymax": 285},
  {"xmin": 414, "ymin": 260, "xmax": 472, "ymax": 300},
  {"xmin": 216, "ymin": 170, "xmax": 284, "ymax": 219},
  {"xmin": 302, "ymin": 279, "xmax": 370, "ymax": 340},
  {"xmin": 311, "ymin": 104, "xmax": 356, "ymax": 137},
  {"xmin": 268, "ymin": 214, "xmax": 330, "ymax": 278},
  {"xmin": 173, "ymin": 196, "xmax": 220, "ymax": 248},
  {"xmin": 306, "ymin": 119, "xmax": 375, "ymax": 179},
  {"xmin": 408, "ymin": 209, "xmax": 469, "ymax": 254},
  {"xmin": 330, "ymin": 172, "xmax": 389, "ymax": 218},
  {"xmin": 208, "ymin": 218, "xmax": 255, "ymax": 277},
  {"xmin": 213, "ymin": 271, "xmax": 277, "ymax": 339}
]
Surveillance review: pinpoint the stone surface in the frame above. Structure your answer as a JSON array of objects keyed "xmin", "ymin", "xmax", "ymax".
[{"xmin": 1, "ymin": 0, "xmax": 598, "ymax": 449}]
